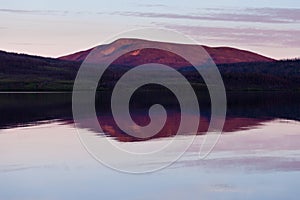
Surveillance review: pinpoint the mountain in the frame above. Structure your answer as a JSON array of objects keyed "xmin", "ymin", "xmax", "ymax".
[
  {"xmin": 59, "ymin": 38, "xmax": 275, "ymax": 66},
  {"xmin": 0, "ymin": 41, "xmax": 299, "ymax": 91}
]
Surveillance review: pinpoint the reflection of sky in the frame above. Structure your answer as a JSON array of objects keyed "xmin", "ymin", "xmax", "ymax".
[
  {"xmin": 0, "ymin": 119, "xmax": 300, "ymax": 199},
  {"xmin": 0, "ymin": 0, "xmax": 299, "ymax": 59}
]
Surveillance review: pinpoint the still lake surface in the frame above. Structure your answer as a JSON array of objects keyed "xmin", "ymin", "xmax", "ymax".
[{"xmin": 0, "ymin": 92, "xmax": 300, "ymax": 199}]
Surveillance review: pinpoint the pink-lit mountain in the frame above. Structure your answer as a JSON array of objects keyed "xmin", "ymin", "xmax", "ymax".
[{"xmin": 59, "ymin": 38, "xmax": 275, "ymax": 66}]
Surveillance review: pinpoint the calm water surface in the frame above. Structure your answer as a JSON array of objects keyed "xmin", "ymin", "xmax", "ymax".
[{"xmin": 0, "ymin": 92, "xmax": 299, "ymax": 199}]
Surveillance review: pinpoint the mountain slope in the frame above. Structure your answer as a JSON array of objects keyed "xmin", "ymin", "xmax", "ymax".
[{"xmin": 59, "ymin": 38, "xmax": 275, "ymax": 65}]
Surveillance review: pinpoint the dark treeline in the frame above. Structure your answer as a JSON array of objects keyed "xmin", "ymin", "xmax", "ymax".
[
  {"xmin": 0, "ymin": 50, "xmax": 80, "ymax": 91},
  {"xmin": 0, "ymin": 50, "xmax": 299, "ymax": 91}
]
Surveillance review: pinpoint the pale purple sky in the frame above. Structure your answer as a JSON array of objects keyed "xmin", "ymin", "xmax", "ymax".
[{"xmin": 0, "ymin": 0, "xmax": 299, "ymax": 59}]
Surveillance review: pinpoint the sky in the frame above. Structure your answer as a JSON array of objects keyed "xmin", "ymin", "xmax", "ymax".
[{"xmin": 0, "ymin": 0, "xmax": 299, "ymax": 59}]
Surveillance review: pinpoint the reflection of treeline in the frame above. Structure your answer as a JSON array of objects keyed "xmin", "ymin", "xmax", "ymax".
[
  {"xmin": 1, "ymin": 92, "xmax": 299, "ymax": 137},
  {"xmin": 0, "ymin": 50, "xmax": 299, "ymax": 91}
]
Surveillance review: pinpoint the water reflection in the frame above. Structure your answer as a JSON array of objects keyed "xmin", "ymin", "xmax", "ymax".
[
  {"xmin": 0, "ymin": 119, "xmax": 300, "ymax": 200},
  {"xmin": 0, "ymin": 92, "xmax": 300, "ymax": 199},
  {"xmin": 0, "ymin": 92, "xmax": 299, "ymax": 142}
]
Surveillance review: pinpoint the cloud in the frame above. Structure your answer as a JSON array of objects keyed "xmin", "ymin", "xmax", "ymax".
[
  {"xmin": 112, "ymin": 7, "xmax": 300, "ymax": 24},
  {"xmin": 0, "ymin": 8, "xmax": 108, "ymax": 17},
  {"xmin": 0, "ymin": 8, "xmax": 70, "ymax": 16},
  {"xmin": 157, "ymin": 23, "xmax": 300, "ymax": 48},
  {"xmin": 3, "ymin": 7, "xmax": 299, "ymax": 24},
  {"xmin": 0, "ymin": 9, "xmax": 100, "ymax": 16},
  {"xmin": 137, "ymin": 3, "xmax": 168, "ymax": 8},
  {"xmin": 8, "ymin": 42, "xmax": 55, "ymax": 46},
  {"xmin": 246, "ymin": 7, "xmax": 300, "ymax": 22}
]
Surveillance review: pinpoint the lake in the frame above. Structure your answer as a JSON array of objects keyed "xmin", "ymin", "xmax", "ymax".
[{"xmin": 0, "ymin": 92, "xmax": 300, "ymax": 199}]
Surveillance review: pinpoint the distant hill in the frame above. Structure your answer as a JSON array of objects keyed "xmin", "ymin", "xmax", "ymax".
[
  {"xmin": 0, "ymin": 50, "xmax": 79, "ymax": 91},
  {"xmin": 0, "ymin": 40, "xmax": 299, "ymax": 91},
  {"xmin": 59, "ymin": 38, "xmax": 275, "ymax": 66}
]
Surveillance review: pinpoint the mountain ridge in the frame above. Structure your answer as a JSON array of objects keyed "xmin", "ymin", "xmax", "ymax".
[{"xmin": 59, "ymin": 38, "xmax": 275, "ymax": 65}]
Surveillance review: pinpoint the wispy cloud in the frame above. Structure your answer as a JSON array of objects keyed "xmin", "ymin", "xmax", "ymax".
[
  {"xmin": 3, "ymin": 7, "xmax": 299, "ymax": 24},
  {"xmin": 0, "ymin": 9, "xmax": 99, "ymax": 16},
  {"xmin": 158, "ymin": 23, "xmax": 300, "ymax": 48},
  {"xmin": 112, "ymin": 7, "xmax": 300, "ymax": 24},
  {"xmin": 246, "ymin": 7, "xmax": 300, "ymax": 22},
  {"xmin": 8, "ymin": 42, "xmax": 55, "ymax": 46},
  {"xmin": 137, "ymin": 3, "xmax": 168, "ymax": 8},
  {"xmin": 0, "ymin": 8, "xmax": 70, "ymax": 16}
]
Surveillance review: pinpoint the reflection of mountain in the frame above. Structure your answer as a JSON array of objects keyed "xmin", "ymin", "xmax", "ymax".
[
  {"xmin": 0, "ymin": 92, "xmax": 299, "ymax": 142},
  {"xmin": 95, "ymin": 115, "xmax": 269, "ymax": 142}
]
